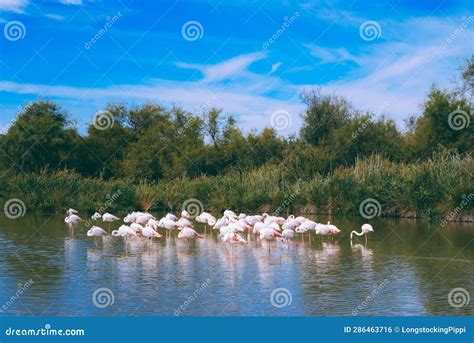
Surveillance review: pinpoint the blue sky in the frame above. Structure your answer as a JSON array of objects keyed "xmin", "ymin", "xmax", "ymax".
[{"xmin": 0, "ymin": 0, "xmax": 472, "ymax": 134}]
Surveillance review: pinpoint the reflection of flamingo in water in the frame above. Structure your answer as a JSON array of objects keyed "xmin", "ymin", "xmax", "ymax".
[
  {"xmin": 350, "ymin": 241, "xmax": 374, "ymax": 263},
  {"xmin": 350, "ymin": 224, "xmax": 374, "ymax": 244}
]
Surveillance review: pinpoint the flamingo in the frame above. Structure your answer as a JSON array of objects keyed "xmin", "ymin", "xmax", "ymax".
[
  {"xmin": 65, "ymin": 214, "xmax": 81, "ymax": 225},
  {"xmin": 181, "ymin": 210, "xmax": 191, "ymax": 219},
  {"xmin": 112, "ymin": 225, "xmax": 137, "ymax": 237},
  {"xmin": 142, "ymin": 224, "xmax": 162, "ymax": 240},
  {"xmin": 91, "ymin": 212, "xmax": 102, "ymax": 221},
  {"xmin": 165, "ymin": 213, "xmax": 177, "ymax": 221},
  {"xmin": 282, "ymin": 228, "xmax": 296, "ymax": 249},
  {"xmin": 159, "ymin": 218, "xmax": 178, "ymax": 235},
  {"xmin": 87, "ymin": 226, "xmax": 107, "ymax": 237},
  {"xmin": 178, "ymin": 227, "xmax": 203, "ymax": 240},
  {"xmin": 130, "ymin": 222, "xmax": 144, "ymax": 233},
  {"xmin": 102, "ymin": 213, "xmax": 120, "ymax": 231},
  {"xmin": 260, "ymin": 227, "xmax": 283, "ymax": 254},
  {"xmin": 177, "ymin": 217, "xmax": 193, "ymax": 228},
  {"xmin": 223, "ymin": 210, "xmax": 238, "ymax": 219},
  {"xmin": 195, "ymin": 212, "xmax": 216, "ymax": 232},
  {"xmin": 350, "ymin": 224, "xmax": 374, "ymax": 244},
  {"xmin": 67, "ymin": 208, "xmax": 79, "ymax": 216}
]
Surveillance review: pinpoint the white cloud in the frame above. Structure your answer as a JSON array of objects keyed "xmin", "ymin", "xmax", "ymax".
[
  {"xmin": 0, "ymin": 0, "xmax": 28, "ymax": 13},
  {"xmin": 305, "ymin": 44, "xmax": 359, "ymax": 64},
  {"xmin": 0, "ymin": 78, "xmax": 303, "ymax": 134},
  {"xmin": 176, "ymin": 52, "xmax": 266, "ymax": 83},
  {"xmin": 45, "ymin": 13, "xmax": 65, "ymax": 21},
  {"xmin": 269, "ymin": 62, "xmax": 282, "ymax": 74},
  {"xmin": 59, "ymin": 0, "xmax": 82, "ymax": 5}
]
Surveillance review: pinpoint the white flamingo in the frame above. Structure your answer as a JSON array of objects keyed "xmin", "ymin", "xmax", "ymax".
[
  {"xmin": 178, "ymin": 227, "xmax": 203, "ymax": 240},
  {"xmin": 67, "ymin": 208, "xmax": 79, "ymax": 215},
  {"xmin": 159, "ymin": 218, "xmax": 178, "ymax": 235},
  {"xmin": 130, "ymin": 222, "xmax": 144, "ymax": 233},
  {"xmin": 350, "ymin": 224, "xmax": 374, "ymax": 244},
  {"xmin": 142, "ymin": 225, "xmax": 162, "ymax": 240},
  {"xmin": 260, "ymin": 227, "xmax": 283, "ymax": 254},
  {"xmin": 177, "ymin": 217, "xmax": 193, "ymax": 228},
  {"xmin": 112, "ymin": 225, "xmax": 137, "ymax": 237},
  {"xmin": 65, "ymin": 214, "xmax": 81, "ymax": 225},
  {"xmin": 102, "ymin": 213, "xmax": 120, "ymax": 230},
  {"xmin": 282, "ymin": 228, "xmax": 296, "ymax": 249},
  {"xmin": 91, "ymin": 212, "xmax": 102, "ymax": 221},
  {"xmin": 165, "ymin": 213, "xmax": 177, "ymax": 221},
  {"xmin": 87, "ymin": 226, "xmax": 107, "ymax": 237}
]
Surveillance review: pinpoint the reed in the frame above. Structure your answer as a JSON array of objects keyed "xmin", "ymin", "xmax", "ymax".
[{"xmin": 2, "ymin": 151, "xmax": 472, "ymax": 220}]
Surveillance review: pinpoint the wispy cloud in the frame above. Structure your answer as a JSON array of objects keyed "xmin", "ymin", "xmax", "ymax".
[
  {"xmin": 300, "ymin": 18, "xmax": 473, "ymax": 122},
  {"xmin": 176, "ymin": 52, "xmax": 266, "ymax": 83},
  {"xmin": 0, "ymin": 0, "xmax": 29, "ymax": 13},
  {"xmin": 305, "ymin": 44, "xmax": 359, "ymax": 64},
  {"xmin": 45, "ymin": 13, "xmax": 66, "ymax": 21},
  {"xmin": 58, "ymin": 0, "xmax": 82, "ymax": 5}
]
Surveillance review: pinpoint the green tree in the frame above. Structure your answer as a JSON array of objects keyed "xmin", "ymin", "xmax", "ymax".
[
  {"xmin": 300, "ymin": 90, "xmax": 352, "ymax": 146},
  {"xmin": 1, "ymin": 101, "xmax": 79, "ymax": 173}
]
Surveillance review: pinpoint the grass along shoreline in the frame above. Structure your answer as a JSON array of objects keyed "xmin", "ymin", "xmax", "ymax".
[{"xmin": 1, "ymin": 152, "xmax": 472, "ymax": 222}]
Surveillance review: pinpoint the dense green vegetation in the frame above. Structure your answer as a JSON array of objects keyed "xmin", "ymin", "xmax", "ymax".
[{"xmin": 0, "ymin": 57, "xmax": 472, "ymax": 219}]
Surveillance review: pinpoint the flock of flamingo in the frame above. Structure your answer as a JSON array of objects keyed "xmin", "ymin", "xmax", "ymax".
[{"xmin": 64, "ymin": 208, "xmax": 375, "ymax": 248}]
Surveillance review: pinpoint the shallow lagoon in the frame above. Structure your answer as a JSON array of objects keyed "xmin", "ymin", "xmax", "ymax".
[{"xmin": 0, "ymin": 214, "xmax": 473, "ymax": 316}]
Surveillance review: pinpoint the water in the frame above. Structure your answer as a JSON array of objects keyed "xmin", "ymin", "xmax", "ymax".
[{"xmin": 0, "ymin": 214, "xmax": 473, "ymax": 316}]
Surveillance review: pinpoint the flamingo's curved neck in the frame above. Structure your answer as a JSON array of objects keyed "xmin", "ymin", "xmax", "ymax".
[{"xmin": 350, "ymin": 230, "xmax": 364, "ymax": 240}]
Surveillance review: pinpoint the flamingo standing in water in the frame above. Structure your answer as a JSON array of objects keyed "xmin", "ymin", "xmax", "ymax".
[
  {"xmin": 102, "ymin": 213, "xmax": 120, "ymax": 231},
  {"xmin": 87, "ymin": 226, "xmax": 108, "ymax": 236},
  {"xmin": 65, "ymin": 213, "xmax": 82, "ymax": 225},
  {"xmin": 350, "ymin": 224, "xmax": 374, "ymax": 244},
  {"xmin": 87, "ymin": 226, "xmax": 107, "ymax": 245},
  {"xmin": 178, "ymin": 227, "xmax": 203, "ymax": 240},
  {"xmin": 112, "ymin": 225, "xmax": 137, "ymax": 238},
  {"xmin": 282, "ymin": 228, "xmax": 296, "ymax": 249},
  {"xmin": 260, "ymin": 227, "xmax": 283, "ymax": 254},
  {"xmin": 142, "ymin": 225, "xmax": 162, "ymax": 240}
]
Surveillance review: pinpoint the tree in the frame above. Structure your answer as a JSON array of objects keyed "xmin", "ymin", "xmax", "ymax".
[
  {"xmin": 300, "ymin": 90, "xmax": 352, "ymax": 146},
  {"xmin": 1, "ymin": 101, "xmax": 79, "ymax": 173}
]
